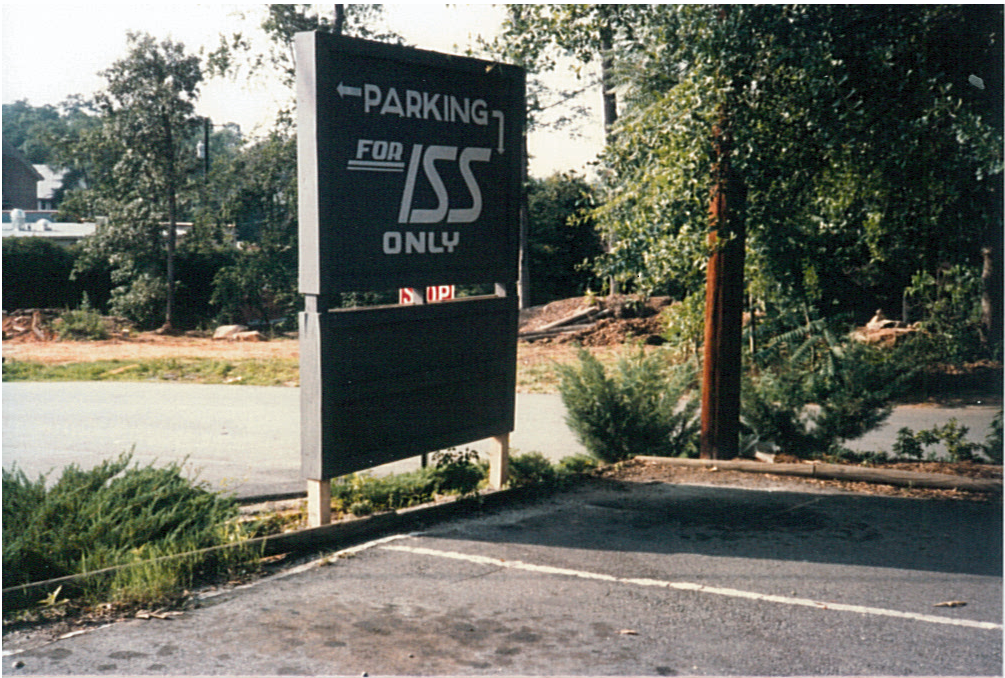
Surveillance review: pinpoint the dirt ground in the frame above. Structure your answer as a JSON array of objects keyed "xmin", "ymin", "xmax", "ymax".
[
  {"xmin": 600, "ymin": 457, "xmax": 1001, "ymax": 502},
  {"xmin": 1, "ymin": 332, "xmax": 300, "ymax": 365},
  {"xmin": 3, "ymin": 296, "xmax": 1001, "ymax": 405},
  {"xmin": 1, "ymin": 296, "xmax": 656, "ymax": 367}
]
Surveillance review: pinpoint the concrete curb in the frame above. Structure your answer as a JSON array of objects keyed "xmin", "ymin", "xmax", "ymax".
[{"xmin": 635, "ymin": 456, "xmax": 1003, "ymax": 493}]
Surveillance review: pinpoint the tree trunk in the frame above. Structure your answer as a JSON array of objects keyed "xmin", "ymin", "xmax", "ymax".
[
  {"xmin": 982, "ymin": 246, "xmax": 1002, "ymax": 349},
  {"xmin": 334, "ymin": 5, "xmax": 346, "ymax": 35},
  {"xmin": 162, "ymin": 189, "xmax": 177, "ymax": 333},
  {"xmin": 518, "ymin": 135, "xmax": 531, "ymax": 310},
  {"xmin": 598, "ymin": 7, "xmax": 620, "ymax": 295},
  {"xmin": 160, "ymin": 112, "xmax": 177, "ymax": 334},
  {"xmin": 700, "ymin": 114, "xmax": 746, "ymax": 460}
]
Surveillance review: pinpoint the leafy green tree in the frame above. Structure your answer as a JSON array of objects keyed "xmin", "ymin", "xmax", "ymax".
[
  {"xmin": 259, "ymin": 4, "xmax": 401, "ymax": 88},
  {"xmin": 209, "ymin": 132, "xmax": 299, "ymax": 328},
  {"xmin": 68, "ymin": 32, "xmax": 205, "ymax": 330},
  {"xmin": 487, "ymin": 5, "xmax": 648, "ymax": 136},
  {"xmin": 589, "ymin": 5, "xmax": 1002, "ymax": 324},
  {"xmin": 4, "ymin": 98, "xmax": 99, "ymax": 207},
  {"xmin": 526, "ymin": 173, "xmax": 604, "ymax": 305},
  {"xmin": 2, "ymin": 100, "xmax": 64, "ymax": 164},
  {"xmin": 487, "ymin": 4, "xmax": 655, "ymax": 298},
  {"xmin": 199, "ymin": 4, "xmax": 405, "ymax": 327}
]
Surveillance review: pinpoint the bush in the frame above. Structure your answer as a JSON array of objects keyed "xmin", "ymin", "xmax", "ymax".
[
  {"xmin": 1, "ymin": 238, "xmax": 79, "ymax": 310},
  {"xmin": 661, "ymin": 292, "xmax": 705, "ymax": 362},
  {"xmin": 55, "ymin": 293, "xmax": 108, "ymax": 340},
  {"xmin": 108, "ymin": 269, "xmax": 167, "ymax": 329},
  {"xmin": 902, "ymin": 264, "xmax": 987, "ymax": 364},
  {"xmin": 743, "ymin": 333, "xmax": 916, "ymax": 458},
  {"xmin": 892, "ymin": 412, "xmax": 1003, "ymax": 463},
  {"xmin": 331, "ymin": 449, "xmax": 486, "ymax": 517},
  {"xmin": 557, "ymin": 347, "xmax": 700, "ymax": 462},
  {"xmin": 3, "ymin": 451, "xmax": 253, "ymax": 611},
  {"xmin": 508, "ymin": 452, "xmax": 558, "ymax": 487}
]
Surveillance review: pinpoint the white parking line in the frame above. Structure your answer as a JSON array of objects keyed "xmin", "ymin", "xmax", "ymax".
[{"xmin": 382, "ymin": 543, "xmax": 1002, "ymax": 632}]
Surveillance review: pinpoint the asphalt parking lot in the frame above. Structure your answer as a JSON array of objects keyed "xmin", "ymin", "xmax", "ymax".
[{"xmin": 3, "ymin": 475, "xmax": 1001, "ymax": 676}]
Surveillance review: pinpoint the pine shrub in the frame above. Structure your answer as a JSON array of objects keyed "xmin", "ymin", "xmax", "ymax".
[
  {"xmin": 742, "ymin": 339, "xmax": 915, "ymax": 458},
  {"xmin": 2, "ymin": 451, "xmax": 249, "ymax": 610},
  {"xmin": 556, "ymin": 347, "xmax": 700, "ymax": 462}
]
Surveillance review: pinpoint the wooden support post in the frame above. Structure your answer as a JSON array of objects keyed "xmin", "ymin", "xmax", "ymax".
[
  {"xmin": 307, "ymin": 478, "xmax": 331, "ymax": 527},
  {"xmin": 489, "ymin": 433, "xmax": 509, "ymax": 490}
]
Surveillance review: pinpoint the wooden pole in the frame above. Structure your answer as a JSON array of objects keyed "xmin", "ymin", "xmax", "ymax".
[
  {"xmin": 700, "ymin": 113, "xmax": 746, "ymax": 460},
  {"xmin": 489, "ymin": 434, "xmax": 510, "ymax": 490},
  {"xmin": 307, "ymin": 478, "xmax": 331, "ymax": 527}
]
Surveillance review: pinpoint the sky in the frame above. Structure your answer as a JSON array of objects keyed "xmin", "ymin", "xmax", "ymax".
[{"xmin": 1, "ymin": 3, "xmax": 605, "ymax": 178}]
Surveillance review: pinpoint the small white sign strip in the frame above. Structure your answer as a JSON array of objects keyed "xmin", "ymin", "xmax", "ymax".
[{"xmin": 382, "ymin": 544, "xmax": 1002, "ymax": 632}]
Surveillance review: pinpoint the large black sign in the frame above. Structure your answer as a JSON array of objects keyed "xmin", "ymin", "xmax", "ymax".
[
  {"xmin": 297, "ymin": 32, "xmax": 525, "ymax": 294},
  {"xmin": 297, "ymin": 33, "xmax": 525, "ymax": 481}
]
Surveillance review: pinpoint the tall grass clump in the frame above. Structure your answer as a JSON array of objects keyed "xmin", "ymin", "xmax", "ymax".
[
  {"xmin": 3, "ymin": 451, "xmax": 255, "ymax": 612},
  {"xmin": 556, "ymin": 347, "xmax": 700, "ymax": 462}
]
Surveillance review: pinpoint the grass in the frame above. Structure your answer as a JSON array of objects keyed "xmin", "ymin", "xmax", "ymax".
[
  {"xmin": 2, "ymin": 357, "xmax": 300, "ymax": 386},
  {"xmin": 1, "ymin": 344, "xmax": 639, "ymax": 392}
]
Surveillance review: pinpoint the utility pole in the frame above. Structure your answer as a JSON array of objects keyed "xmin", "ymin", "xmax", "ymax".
[{"xmin": 699, "ymin": 110, "xmax": 746, "ymax": 460}]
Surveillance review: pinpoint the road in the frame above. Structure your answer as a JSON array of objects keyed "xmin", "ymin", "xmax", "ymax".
[
  {"xmin": 2, "ymin": 478, "xmax": 1001, "ymax": 675},
  {"xmin": 2, "ymin": 382, "xmax": 999, "ymax": 498},
  {"xmin": 1, "ymin": 383, "xmax": 588, "ymax": 497}
]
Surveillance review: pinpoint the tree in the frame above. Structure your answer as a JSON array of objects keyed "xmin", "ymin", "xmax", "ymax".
[
  {"xmin": 4, "ymin": 98, "xmax": 100, "ymax": 207},
  {"xmin": 211, "ymin": 4, "xmax": 402, "ymax": 110},
  {"xmin": 2, "ymin": 100, "xmax": 64, "ymax": 164},
  {"xmin": 196, "ymin": 4, "xmax": 406, "ymax": 325},
  {"xmin": 209, "ymin": 132, "xmax": 299, "ymax": 327},
  {"xmin": 68, "ymin": 33, "xmax": 204, "ymax": 330},
  {"xmin": 488, "ymin": 5, "xmax": 650, "ymax": 137},
  {"xmin": 592, "ymin": 6, "xmax": 1002, "ymax": 317},
  {"xmin": 489, "ymin": 5, "xmax": 656, "ymax": 299},
  {"xmin": 532, "ymin": 6, "xmax": 1002, "ymax": 457},
  {"xmin": 526, "ymin": 173, "xmax": 604, "ymax": 306}
]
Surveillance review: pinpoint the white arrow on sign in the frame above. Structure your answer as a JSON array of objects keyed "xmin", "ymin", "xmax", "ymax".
[
  {"xmin": 491, "ymin": 110, "xmax": 505, "ymax": 154},
  {"xmin": 337, "ymin": 82, "xmax": 362, "ymax": 98}
]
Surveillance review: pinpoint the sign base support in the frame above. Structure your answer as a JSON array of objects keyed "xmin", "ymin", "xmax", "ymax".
[
  {"xmin": 307, "ymin": 478, "xmax": 331, "ymax": 527},
  {"xmin": 489, "ymin": 433, "xmax": 510, "ymax": 490}
]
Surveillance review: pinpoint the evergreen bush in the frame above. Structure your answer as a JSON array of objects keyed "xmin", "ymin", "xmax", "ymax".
[
  {"xmin": 556, "ymin": 347, "xmax": 700, "ymax": 462},
  {"xmin": 55, "ymin": 293, "xmax": 108, "ymax": 340},
  {"xmin": 2, "ymin": 451, "xmax": 252, "ymax": 611},
  {"xmin": 743, "ymin": 333, "xmax": 916, "ymax": 458}
]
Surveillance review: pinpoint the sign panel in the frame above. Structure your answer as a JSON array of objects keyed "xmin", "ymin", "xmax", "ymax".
[
  {"xmin": 300, "ymin": 295, "xmax": 517, "ymax": 479},
  {"xmin": 297, "ymin": 32, "xmax": 525, "ymax": 294},
  {"xmin": 297, "ymin": 33, "xmax": 525, "ymax": 481}
]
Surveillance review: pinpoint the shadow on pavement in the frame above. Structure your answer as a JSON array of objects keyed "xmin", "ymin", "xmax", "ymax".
[{"xmin": 434, "ymin": 479, "xmax": 1003, "ymax": 577}]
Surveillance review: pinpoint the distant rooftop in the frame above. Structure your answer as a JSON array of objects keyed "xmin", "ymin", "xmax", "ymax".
[{"xmin": 1, "ymin": 209, "xmax": 96, "ymax": 244}]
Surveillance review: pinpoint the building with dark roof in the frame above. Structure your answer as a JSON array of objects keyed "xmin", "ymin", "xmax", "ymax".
[{"xmin": 2, "ymin": 137, "xmax": 43, "ymax": 210}]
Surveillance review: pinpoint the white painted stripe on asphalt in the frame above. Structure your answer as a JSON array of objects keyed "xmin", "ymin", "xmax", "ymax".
[{"xmin": 382, "ymin": 544, "xmax": 1002, "ymax": 632}]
